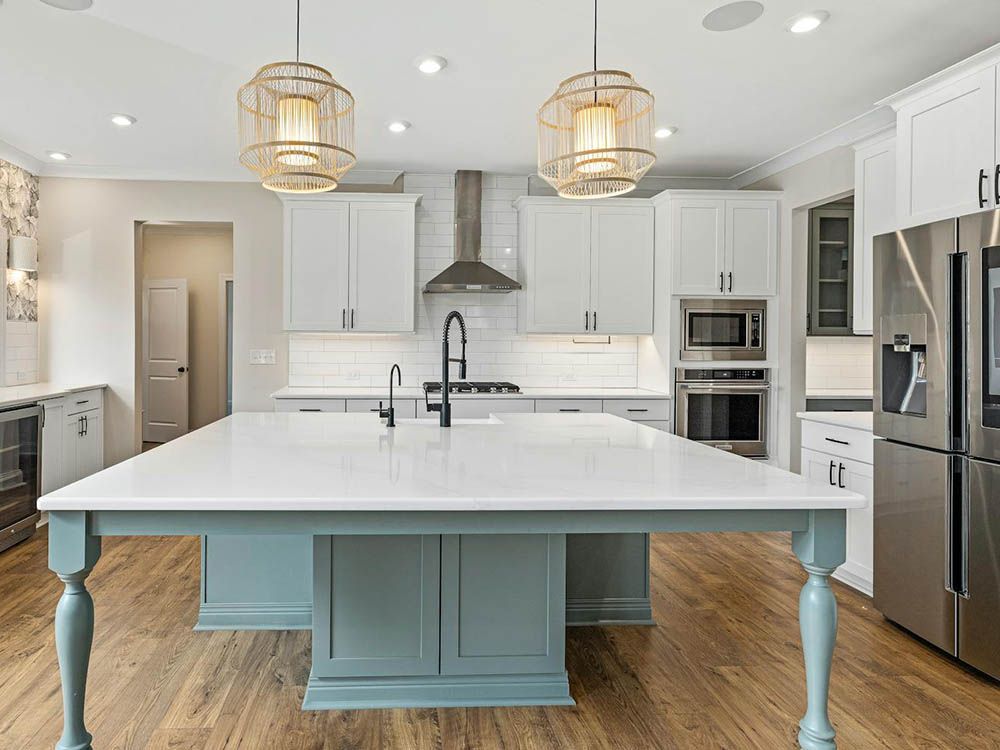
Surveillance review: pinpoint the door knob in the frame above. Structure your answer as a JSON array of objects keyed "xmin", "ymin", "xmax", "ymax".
[{"xmin": 177, "ymin": 366, "xmax": 187, "ymax": 373}]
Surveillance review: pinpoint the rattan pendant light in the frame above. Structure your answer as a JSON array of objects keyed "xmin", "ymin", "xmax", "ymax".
[
  {"xmin": 238, "ymin": 0, "xmax": 356, "ymax": 193},
  {"xmin": 537, "ymin": 0, "xmax": 656, "ymax": 199}
]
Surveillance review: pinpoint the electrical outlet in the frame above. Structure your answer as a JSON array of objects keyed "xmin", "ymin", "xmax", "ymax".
[{"xmin": 249, "ymin": 349, "xmax": 276, "ymax": 365}]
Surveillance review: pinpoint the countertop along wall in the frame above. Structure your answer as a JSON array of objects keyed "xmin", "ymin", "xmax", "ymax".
[{"xmin": 288, "ymin": 173, "xmax": 640, "ymax": 390}]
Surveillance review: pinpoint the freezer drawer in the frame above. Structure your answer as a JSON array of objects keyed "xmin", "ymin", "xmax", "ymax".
[
  {"xmin": 873, "ymin": 440, "xmax": 957, "ymax": 655},
  {"xmin": 960, "ymin": 459, "xmax": 1000, "ymax": 680}
]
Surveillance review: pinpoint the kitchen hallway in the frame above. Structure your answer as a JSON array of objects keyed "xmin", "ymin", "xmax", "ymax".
[{"xmin": 2, "ymin": 529, "xmax": 997, "ymax": 750}]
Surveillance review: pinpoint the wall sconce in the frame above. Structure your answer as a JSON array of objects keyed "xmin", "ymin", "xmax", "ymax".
[{"xmin": 8, "ymin": 236, "xmax": 38, "ymax": 272}]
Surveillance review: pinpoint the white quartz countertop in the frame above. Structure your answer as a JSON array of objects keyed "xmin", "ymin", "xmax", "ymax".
[
  {"xmin": 796, "ymin": 411, "xmax": 873, "ymax": 432},
  {"xmin": 806, "ymin": 389, "xmax": 873, "ymax": 399},
  {"xmin": 271, "ymin": 386, "xmax": 670, "ymax": 400},
  {"xmin": 40, "ymin": 412, "xmax": 863, "ymax": 512},
  {"xmin": 0, "ymin": 382, "xmax": 107, "ymax": 410}
]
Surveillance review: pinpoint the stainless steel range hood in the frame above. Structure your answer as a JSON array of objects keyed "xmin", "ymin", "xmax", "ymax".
[{"xmin": 423, "ymin": 170, "xmax": 522, "ymax": 294}]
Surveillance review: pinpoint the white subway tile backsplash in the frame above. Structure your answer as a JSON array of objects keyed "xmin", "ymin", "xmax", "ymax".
[
  {"xmin": 287, "ymin": 173, "xmax": 639, "ymax": 388},
  {"xmin": 806, "ymin": 336, "xmax": 873, "ymax": 393}
]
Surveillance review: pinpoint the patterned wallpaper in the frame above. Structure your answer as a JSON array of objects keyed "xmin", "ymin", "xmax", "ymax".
[{"xmin": 0, "ymin": 159, "xmax": 39, "ymax": 322}]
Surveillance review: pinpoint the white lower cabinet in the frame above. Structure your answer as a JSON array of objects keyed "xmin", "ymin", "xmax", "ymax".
[
  {"xmin": 800, "ymin": 425, "xmax": 874, "ymax": 595},
  {"xmin": 41, "ymin": 391, "xmax": 105, "ymax": 495}
]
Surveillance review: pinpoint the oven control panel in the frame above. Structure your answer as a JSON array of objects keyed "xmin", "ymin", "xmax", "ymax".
[{"xmin": 676, "ymin": 368, "xmax": 769, "ymax": 382}]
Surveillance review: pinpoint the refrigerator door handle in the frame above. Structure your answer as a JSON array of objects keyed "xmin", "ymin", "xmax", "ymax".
[{"xmin": 945, "ymin": 456, "xmax": 970, "ymax": 598}]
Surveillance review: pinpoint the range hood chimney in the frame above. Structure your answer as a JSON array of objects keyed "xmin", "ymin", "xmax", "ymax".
[{"xmin": 422, "ymin": 170, "xmax": 522, "ymax": 294}]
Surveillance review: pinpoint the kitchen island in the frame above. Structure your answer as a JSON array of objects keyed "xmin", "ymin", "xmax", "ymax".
[{"xmin": 40, "ymin": 412, "xmax": 863, "ymax": 750}]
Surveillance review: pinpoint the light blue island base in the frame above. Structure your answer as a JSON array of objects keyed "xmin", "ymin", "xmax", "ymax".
[
  {"xmin": 47, "ymin": 508, "xmax": 846, "ymax": 750},
  {"xmin": 196, "ymin": 533, "xmax": 653, "ymax": 631}
]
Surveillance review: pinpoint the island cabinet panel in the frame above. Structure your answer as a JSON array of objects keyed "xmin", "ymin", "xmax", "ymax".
[
  {"xmin": 566, "ymin": 533, "xmax": 652, "ymax": 625},
  {"xmin": 312, "ymin": 535, "xmax": 440, "ymax": 678},
  {"xmin": 440, "ymin": 534, "xmax": 565, "ymax": 675}
]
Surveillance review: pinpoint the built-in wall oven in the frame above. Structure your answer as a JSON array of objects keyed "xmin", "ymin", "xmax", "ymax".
[
  {"xmin": 674, "ymin": 368, "xmax": 769, "ymax": 458},
  {"xmin": 680, "ymin": 299, "xmax": 766, "ymax": 361},
  {"xmin": 0, "ymin": 404, "xmax": 41, "ymax": 553}
]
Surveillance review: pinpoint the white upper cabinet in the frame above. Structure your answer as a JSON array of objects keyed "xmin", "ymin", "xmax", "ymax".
[
  {"xmin": 880, "ymin": 45, "xmax": 1000, "ymax": 229},
  {"xmin": 348, "ymin": 202, "xmax": 416, "ymax": 332},
  {"xmin": 282, "ymin": 194, "xmax": 419, "ymax": 332},
  {"xmin": 284, "ymin": 201, "xmax": 350, "ymax": 330},
  {"xmin": 662, "ymin": 191, "xmax": 780, "ymax": 297},
  {"xmin": 726, "ymin": 199, "xmax": 778, "ymax": 296},
  {"xmin": 589, "ymin": 205, "xmax": 654, "ymax": 334},
  {"xmin": 670, "ymin": 199, "xmax": 726, "ymax": 295},
  {"xmin": 520, "ymin": 203, "xmax": 591, "ymax": 333},
  {"xmin": 515, "ymin": 198, "xmax": 653, "ymax": 335},
  {"xmin": 853, "ymin": 133, "xmax": 896, "ymax": 336}
]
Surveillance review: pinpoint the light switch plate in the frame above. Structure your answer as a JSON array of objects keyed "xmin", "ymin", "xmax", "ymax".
[{"xmin": 249, "ymin": 349, "xmax": 276, "ymax": 365}]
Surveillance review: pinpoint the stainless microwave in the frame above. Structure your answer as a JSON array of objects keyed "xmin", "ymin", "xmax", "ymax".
[{"xmin": 680, "ymin": 299, "xmax": 766, "ymax": 361}]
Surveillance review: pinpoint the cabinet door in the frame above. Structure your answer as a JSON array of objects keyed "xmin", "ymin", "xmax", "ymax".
[
  {"xmin": 726, "ymin": 199, "xmax": 778, "ymax": 296},
  {"xmin": 440, "ymin": 534, "xmax": 565, "ymax": 675},
  {"xmin": 40, "ymin": 399, "xmax": 66, "ymax": 494},
  {"xmin": 349, "ymin": 202, "xmax": 415, "ymax": 333},
  {"xmin": 312, "ymin": 535, "xmax": 440, "ymax": 678},
  {"xmin": 896, "ymin": 66, "xmax": 996, "ymax": 228},
  {"xmin": 839, "ymin": 456, "xmax": 873, "ymax": 593},
  {"xmin": 522, "ymin": 205, "xmax": 591, "ymax": 333},
  {"xmin": 589, "ymin": 206, "xmax": 653, "ymax": 334},
  {"xmin": 62, "ymin": 416, "xmax": 82, "ymax": 486},
  {"xmin": 284, "ymin": 201, "xmax": 350, "ymax": 331},
  {"xmin": 671, "ymin": 199, "xmax": 726, "ymax": 295},
  {"xmin": 808, "ymin": 208, "xmax": 854, "ymax": 334},
  {"xmin": 75, "ymin": 412, "xmax": 103, "ymax": 479},
  {"xmin": 853, "ymin": 136, "xmax": 896, "ymax": 335},
  {"xmin": 801, "ymin": 447, "xmax": 838, "ymax": 488}
]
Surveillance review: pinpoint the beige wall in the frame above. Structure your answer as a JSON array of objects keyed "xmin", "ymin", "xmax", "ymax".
[
  {"xmin": 746, "ymin": 146, "xmax": 856, "ymax": 471},
  {"xmin": 141, "ymin": 224, "xmax": 233, "ymax": 432},
  {"xmin": 37, "ymin": 178, "xmax": 285, "ymax": 466}
]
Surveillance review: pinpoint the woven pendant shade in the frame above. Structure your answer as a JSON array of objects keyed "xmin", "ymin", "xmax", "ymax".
[
  {"xmin": 238, "ymin": 61, "xmax": 356, "ymax": 193},
  {"xmin": 538, "ymin": 70, "xmax": 655, "ymax": 199}
]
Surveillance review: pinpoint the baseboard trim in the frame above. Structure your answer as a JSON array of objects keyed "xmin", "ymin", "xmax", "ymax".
[
  {"xmin": 194, "ymin": 602, "xmax": 312, "ymax": 631},
  {"xmin": 566, "ymin": 597, "xmax": 655, "ymax": 626},
  {"xmin": 833, "ymin": 564, "xmax": 873, "ymax": 597},
  {"xmin": 303, "ymin": 670, "xmax": 574, "ymax": 710}
]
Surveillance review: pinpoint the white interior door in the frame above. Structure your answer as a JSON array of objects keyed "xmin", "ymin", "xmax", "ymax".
[{"xmin": 143, "ymin": 278, "xmax": 189, "ymax": 443}]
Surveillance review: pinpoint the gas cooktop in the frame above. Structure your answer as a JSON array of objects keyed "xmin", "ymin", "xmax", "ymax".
[{"xmin": 422, "ymin": 381, "xmax": 521, "ymax": 394}]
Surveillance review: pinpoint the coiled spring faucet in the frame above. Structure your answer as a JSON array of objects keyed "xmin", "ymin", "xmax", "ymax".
[{"xmin": 426, "ymin": 310, "xmax": 467, "ymax": 427}]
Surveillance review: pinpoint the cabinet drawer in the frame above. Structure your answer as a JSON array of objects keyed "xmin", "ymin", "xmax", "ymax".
[
  {"xmin": 534, "ymin": 399, "xmax": 603, "ymax": 414},
  {"xmin": 603, "ymin": 399, "xmax": 670, "ymax": 422},
  {"xmin": 801, "ymin": 420, "xmax": 873, "ymax": 465},
  {"xmin": 65, "ymin": 389, "xmax": 103, "ymax": 416},
  {"xmin": 273, "ymin": 399, "xmax": 346, "ymax": 413},
  {"xmin": 345, "ymin": 399, "xmax": 417, "ymax": 418}
]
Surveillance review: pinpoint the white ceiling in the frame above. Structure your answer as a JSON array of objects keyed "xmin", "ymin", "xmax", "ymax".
[{"xmin": 2, "ymin": 0, "xmax": 1000, "ymax": 182}]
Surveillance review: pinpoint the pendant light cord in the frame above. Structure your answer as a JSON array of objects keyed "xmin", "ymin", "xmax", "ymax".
[
  {"xmin": 295, "ymin": 0, "xmax": 301, "ymax": 62},
  {"xmin": 592, "ymin": 0, "xmax": 598, "ymax": 103}
]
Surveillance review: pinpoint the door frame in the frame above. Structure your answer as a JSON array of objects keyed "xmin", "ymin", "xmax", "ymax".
[{"xmin": 218, "ymin": 273, "xmax": 234, "ymax": 418}]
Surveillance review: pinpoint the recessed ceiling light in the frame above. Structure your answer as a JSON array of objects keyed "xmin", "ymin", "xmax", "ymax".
[
  {"xmin": 786, "ymin": 10, "xmax": 829, "ymax": 33},
  {"xmin": 654, "ymin": 126, "xmax": 678, "ymax": 139},
  {"xmin": 415, "ymin": 55, "xmax": 447, "ymax": 75},
  {"xmin": 47, "ymin": 151, "xmax": 71, "ymax": 161},
  {"xmin": 110, "ymin": 113, "xmax": 137, "ymax": 127},
  {"xmin": 387, "ymin": 120, "xmax": 412, "ymax": 133},
  {"xmin": 702, "ymin": 1, "xmax": 764, "ymax": 32},
  {"xmin": 39, "ymin": 0, "xmax": 93, "ymax": 9}
]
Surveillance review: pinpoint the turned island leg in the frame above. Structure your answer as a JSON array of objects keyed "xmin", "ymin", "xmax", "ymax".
[
  {"xmin": 791, "ymin": 509, "xmax": 846, "ymax": 750},
  {"xmin": 48, "ymin": 512, "xmax": 101, "ymax": 750}
]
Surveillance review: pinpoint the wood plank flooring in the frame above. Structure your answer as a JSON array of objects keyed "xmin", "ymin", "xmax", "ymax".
[{"xmin": 1, "ymin": 528, "xmax": 998, "ymax": 749}]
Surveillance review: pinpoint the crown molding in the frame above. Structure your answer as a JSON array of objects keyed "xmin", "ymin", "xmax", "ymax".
[
  {"xmin": 877, "ymin": 41, "xmax": 1000, "ymax": 110},
  {"xmin": 728, "ymin": 107, "xmax": 896, "ymax": 189},
  {"xmin": 0, "ymin": 139, "xmax": 43, "ymax": 175}
]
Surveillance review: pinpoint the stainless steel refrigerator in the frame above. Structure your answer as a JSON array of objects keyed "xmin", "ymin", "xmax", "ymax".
[{"xmin": 874, "ymin": 212, "xmax": 1000, "ymax": 680}]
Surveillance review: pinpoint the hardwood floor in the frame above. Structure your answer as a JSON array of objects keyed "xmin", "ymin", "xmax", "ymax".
[{"xmin": 2, "ymin": 528, "xmax": 998, "ymax": 749}]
